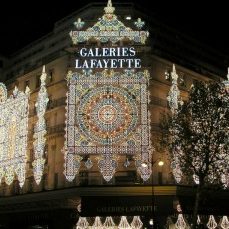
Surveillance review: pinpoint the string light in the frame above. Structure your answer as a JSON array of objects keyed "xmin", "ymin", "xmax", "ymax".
[
  {"xmin": 64, "ymin": 70, "xmax": 152, "ymax": 182},
  {"xmin": 69, "ymin": 0, "xmax": 149, "ymax": 44},
  {"xmin": 207, "ymin": 215, "xmax": 217, "ymax": 229},
  {"xmin": 33, "ymin": 66, "xmax": 49, "ymax": 185},
  {"xmin": 131, "ymin": 216, "xmax": 143, "ymax": 229},
  {"xmin": 118, "ymin": 216, "xmax": 131, "ymax": 229},
  {"xmin": 175, "ymin": 214, "xmax": 186, "ymax": 229},
  {"xmin": 220, "ymin": 216, "xmax": 229, "ymax": 229},
  {"xmin": 0, "ymin": 84, "xmax": 30, "ymax": 187}
]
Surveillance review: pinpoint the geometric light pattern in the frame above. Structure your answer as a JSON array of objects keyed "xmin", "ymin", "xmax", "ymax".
[
  {"xmin": 64, "ymin": 69, "xmax": 152, "ymax": 181},
  {"xmin": 0, "ymin": 84, "xmax": 30, "ymax": 187},
  {"xmin": 220, "ymin": 216, "xmax": 229, "ymax": 229},
  {"xmin": 70, "ymin": 0, "xmax": 149, "ymax": 45},
  {"xmin": 175, "ymin": 214, "xmax": 187, "ymax": 229},
  {"xmin": 76, "ymin": 216, "xmax": 144, "ymax": 228},
  {"xmin": 207, "ymin": 215, "xmax": 217, "ymax": 229},
  {"xmin": 33, "ymin": 66, "xmax": 49, "ymax": 185}
]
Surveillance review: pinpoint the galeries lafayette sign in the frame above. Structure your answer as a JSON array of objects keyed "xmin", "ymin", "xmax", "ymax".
[{"xmin": 75, "ymin": 47, "xmax": 141, "ymax": 69}]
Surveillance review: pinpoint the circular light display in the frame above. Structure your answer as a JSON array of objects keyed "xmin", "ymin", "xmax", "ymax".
[{"xmin": 77, "ymin": 86, "xmax": 138, "ymax": 144}]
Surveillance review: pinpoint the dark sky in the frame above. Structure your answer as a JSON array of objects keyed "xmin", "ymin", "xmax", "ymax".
[{"xmin": 0, "ymin": 0, "xmax": 228, "ymax": 57}]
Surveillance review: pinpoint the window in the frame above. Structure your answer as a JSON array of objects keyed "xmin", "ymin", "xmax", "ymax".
[
  {"xmin": 36, "ymin": 75, "xmax": 41, "ymax": 88},
  {"xmin": 165, "ymin": 68, "xmax": 171, "ymax": 81},
  {"xmin": 48, "ymin": 68, "xmax": 54, "ymax": 83},
  {"xmin": 24, "ymin": 80, "xmax": 30, "ymax": 90},
  {"xmin": 179, "ymin": 72, "xmax": 186, "ymax": 87}
]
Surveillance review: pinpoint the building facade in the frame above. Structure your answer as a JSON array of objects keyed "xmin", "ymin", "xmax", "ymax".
[{"xmin": 0, "ymin": 1, "xmax": 228, "ymax": 229}]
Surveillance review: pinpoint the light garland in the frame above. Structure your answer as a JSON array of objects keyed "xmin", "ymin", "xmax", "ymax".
[
  {"xmin": 167, "ymin": 64, "xmax": 182, "ymax": 114},
  {"xmin": 32, "ymin": 66, "xmax": 49, "ymax": 185},
  {"xmin": 167, "ymin": 64, "xmax": 184, "ymax": 183},
  {"xmin": 64, "ymin": 70, "xmax": 152, "ymax": 182},
  {"xmin": 207, "ymin": 215, "xmax": 217, "ymax": 229},
  {"xmin": 0, "ymin": 84, "xmax": 30, "ymax": 187},
  {"xmin": 69, "ymin": 0, "xmax": 149, "ymax": 44}
]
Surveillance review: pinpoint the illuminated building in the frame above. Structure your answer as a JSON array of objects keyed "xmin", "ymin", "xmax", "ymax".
[{"xmin": 0, "ymin": 1, "xmax": 228, "ymax": 228}]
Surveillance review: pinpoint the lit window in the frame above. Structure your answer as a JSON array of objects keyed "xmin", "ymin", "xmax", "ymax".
[{"xmin": 125, "ymin": 16, "xmax": 131, "ymax": 20}]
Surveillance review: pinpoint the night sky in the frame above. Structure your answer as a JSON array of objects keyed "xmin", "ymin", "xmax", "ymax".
[{"xmin": 0, "ymin": 0, "xmax": 228, "ymax": 57}]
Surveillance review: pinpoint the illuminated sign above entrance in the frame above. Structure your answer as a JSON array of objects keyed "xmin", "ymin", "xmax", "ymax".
[{"xmin": 75, "ymin": 47, "xmax": 141, "ymax": 69}]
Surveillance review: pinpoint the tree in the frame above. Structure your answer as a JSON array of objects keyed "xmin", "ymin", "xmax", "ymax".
[{"xmin": 161, "ymin": 80, "xmax": 229, "ymax": 228}]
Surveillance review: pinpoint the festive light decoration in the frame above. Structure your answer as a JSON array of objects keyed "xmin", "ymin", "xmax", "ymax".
[
  {"xmin": 70, "ymin": 0, "xmax": 149, "ymax": 44},
  {"xmin": 33, "ymin": 66, "xmax": 49, "ymax": 185},
  {"xmin": 0, "ymin": 84, "xmax": 30, "ymax": 187},
  {"xmin": 64, "ymin": 70, "xmax": 152, "ymax": 181},
  {"xmin": 118, "ymin": 216, "xmax": 131, "ymax": 229},
  {"xmin": 131, "ymin": 216, "xmax": 143, "ymax": 229},
  {"xmin": 220, "ymin": 216, "xmax": 229, "ymax": 229},
  {"xmin": 167, "ymin": 64, "xmax": 182, "ymax": 114},
  {"xmin": 197, "ymin": 215, "xmax": 201, "ymax": 225},
  {"xmin": 207, "ymin": 215, "xmax": 217, "ymax": 229},
  {"xmin": 76, "ymin": 216, "xmax": 144, "ymax": 228},
  {"xmin": 76, "ymin": 217, "xmax": 89, "ymax": 229},
  {"xmin": 223, "ymin": 67, "xmax": 229, "ymax": 92},
  {"xmin": 167, "ymin": 64, "xmax": 184, "ymax": 183},
  {"xmin": 104, "ymin": 216, "xmax": 116, "ymax": 228},
  {"xmin": 93, "ymin": 216, "xmax": 103, "ymax": 228},
  {"xmin": 175, "ymin": 214, "xmax": 187, "ymax": 229}
]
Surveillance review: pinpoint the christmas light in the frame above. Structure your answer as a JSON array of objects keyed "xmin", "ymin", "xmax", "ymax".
[
  {"xmin": 167, "ymin": 64, "xmax": 183, "ymax": 114},
  {"xmin": 92, "ymin": 216, "xmax": 103, "ymax": 228},
  {"xmin": 220, "ymin": 216, "xmax": 229, "ymax": 229},
  {"xmin": 175, "ymin": 214, "xmax": 186, "ymax": 229},
  {"xmin": 207, "ymin": 215, "xmax": 217, "ymax": 229},
  {"xmin": 64, "ymin": 70, "xmax": 152, "ymax": 182},
  {"xmin": 118, "ymin": 216, "xmax": 131, "ymax": 229},
  {"xmin": 104, "ymin": 216, "xmax": 116, "ymax": 228},
  {"xmin": 131, "ymin": 216, "xmax": 143, "ymax": 229},
  {"xmin": 69, "ymin": 0, "xmax": 149, "ymax": 44},
  {"xmin": 0, "ymin": 84, "xmax": 30, "ymax": 187},
  {"xmin": 33, "ymin": 66, "xmax": 49, "ymax": 185},
  {"xmin": 76, "ymin": 217, "xmax": 89, "ymax": 229}
]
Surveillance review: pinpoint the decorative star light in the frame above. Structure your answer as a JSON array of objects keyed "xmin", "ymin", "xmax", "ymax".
[
  {"xmin": 175, "ymin": 214, "xmax": 186, "ymax": 229},
  {"xmin": 118, "ymin": 216, "xmax": 131, "ymax": 229},
  {"xmin": 64, "ymin": 70, "xmax": 152, "ymax": 182},
  {"xmin": 167, "ymin": 64, "xmax": 183, "ymax": 114},
  {"xmin": 69, "ymin": 0, "xmax": 149, "ymax": 44},
  {"xmin": 134, "ymin": 18, "xmax": 145, "ymax": 29},
  {"xmin": 0, "ymin": 83, "xmax": 30, "ymax": 187},
  {"xmin": 33, "ymin": 66, "xmax": 49, "ymax": 185},
  {"xmin": 207, "ymin": 215, "xmax": 217, "ymax": 229},
  {"xmin": 131, "ymin": 216, "xmax": 143, "ymax": 229}
]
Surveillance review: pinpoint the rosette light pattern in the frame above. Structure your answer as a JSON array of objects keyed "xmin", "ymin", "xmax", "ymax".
[
  {"xmin": 69, "ymin": 0, "xmax": 149, "ymax": 44},
  {"xmin": 64, "ymin": 70, "xmax": 152, "ymax": 182},
  {"xmin": 33, "ymin": 66, "xmax": 49, "ymax": 185},
  {"xmin": 0, "ymin": 84, "xmax": 30, "ymax": 187}
]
